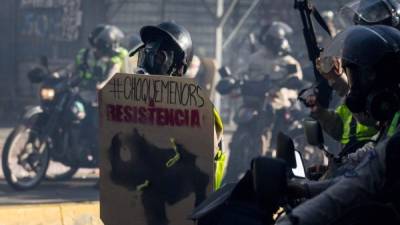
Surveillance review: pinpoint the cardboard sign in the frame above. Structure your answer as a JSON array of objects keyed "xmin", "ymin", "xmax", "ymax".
[{"xmin": 99, "ymin": 73, "xmax": 214, "ymax": 225}]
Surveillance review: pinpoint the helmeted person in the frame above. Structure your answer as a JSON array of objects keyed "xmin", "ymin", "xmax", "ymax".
[
  {"xmin": 306, "ymin": 0, "xmax": 400, "ymax": 177},
  {"xmin": 130, "ymin": 21, "xmax": 226, "ymax": 189},
  {"xmin": 246, "ymin": 21, "xmax": 303, "ymax": 90},
  {"xmin": 74, "ymin": 25, "xmax": 128, "ymax": 150},
  {"xmin": 242, "ymin": 21, "xmax": 303, "ymax": 149},
  {"xmin": 340, "ymin": 0, "xmax": 400, "ymax": 28},
  {"xmin": 77, "ymin": 24, "xmax": 128, "ymax": 90},
  {"xmin": 277, "ymin": 25, "xmax": 400, "ymax": 225},
  {"xmin": 307, "ymin": 57, "xmax": 378, "ymax": 162}
]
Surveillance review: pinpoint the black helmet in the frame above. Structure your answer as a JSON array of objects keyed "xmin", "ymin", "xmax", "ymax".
[
  {"xmin": 139, "ymin": 22, "xmax": 193, "ymax": 75},
  {"xmin": 128, "ymin": 34, "xmax": 143, "ymax": 51},
  {"xmin": 323, "ymin": 25, "xmax": 400, "ymax": 122},
  {"xmin": 340, "ymin": 0, "xmax": 400, "ymax": 29},
  {"xmin": 88, "ymin": 24, "xmax": 124, "ymax": 54},
  {"xmin": 259, "ymin": 21, "xmax": 293, "ymax": 56}
]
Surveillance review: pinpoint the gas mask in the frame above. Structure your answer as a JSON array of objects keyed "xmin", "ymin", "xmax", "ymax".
[
  {"xmin": 345, "ymin": 67, "xmax": 399, "ymax": 123},
  {"xmin": 139, "ymin": 41, "xmax": 176, "ymax": 75}
]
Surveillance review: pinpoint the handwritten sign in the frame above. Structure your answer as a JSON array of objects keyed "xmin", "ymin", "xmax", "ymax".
[{"xmin": 99, "ymin": 73, "xmax": 214, "ymax": 225}]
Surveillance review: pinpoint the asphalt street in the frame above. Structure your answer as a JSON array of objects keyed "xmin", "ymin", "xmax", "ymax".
[
  {"xmin": 0, "ymin": 127, "xmax": 233, "ymax": 205},
  {"xmin": 0, "ymin": 127, "xmax": 99, "ymax": 205}
]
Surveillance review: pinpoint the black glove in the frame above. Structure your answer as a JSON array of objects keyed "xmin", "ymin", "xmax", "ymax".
[{"xmin": 287, "ymin": 181, "xmax": 309, "ymax": 199}]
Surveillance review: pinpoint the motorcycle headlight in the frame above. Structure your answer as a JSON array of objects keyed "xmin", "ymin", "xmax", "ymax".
[{"xmin": 40, "ymin": 88, "xmax": 55, "ymax": 101}]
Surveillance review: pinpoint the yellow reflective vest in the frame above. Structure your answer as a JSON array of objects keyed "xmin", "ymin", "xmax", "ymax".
[
  {"xmin": 336, "ymin": 104, "xmax": 378, "ymax": 145},
  {"xmin": 213, "ymin": 108, "xmax": 227, "ymax": 190}
]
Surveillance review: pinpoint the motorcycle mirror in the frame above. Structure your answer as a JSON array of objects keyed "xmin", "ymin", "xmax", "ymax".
[
  {"xmin": 291, "ymin": 150, "xmax": 306, "ymax": 178},
  {"xmin": 251, "ymin": 157, "xmax": 287, "ymax": 210},
  {"xmin": 40, "ymin": 55, "xmax": 49, "ymax": 69},
  {"xmin": 27, "ymin": 67, "xmax": 47, "ymax": 83},
  {"xmin": 303, "ymin": 117, "xmax": 324, "ymax": 149},
  {"xmin": 218, "ymin": 66, "xmax": 232, "ymax": 78},
  {"xmin": 276, "ymin": 132, "xmax": 296, "ymax": 168},
  {"xmin": 215, "ymin": 78, "xmax": 236, "ymax": 95}
]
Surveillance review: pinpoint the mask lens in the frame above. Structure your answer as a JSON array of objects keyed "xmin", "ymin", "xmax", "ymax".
[{"xmin": 154, "ymin": 51, "xmax": 167, "ymax": 65}]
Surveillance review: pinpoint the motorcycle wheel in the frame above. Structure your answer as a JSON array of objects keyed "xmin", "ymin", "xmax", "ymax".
[
  {"xmin": 45, "ymin": 129, "xmax": 79, "ymax": 181},
  {"xmin": 45, "ymin": 162, "xmax": 78, "ymax": 181},
  {"xmin": 2, "ymin": 123, "xmax": 50, "ymax": 191}
]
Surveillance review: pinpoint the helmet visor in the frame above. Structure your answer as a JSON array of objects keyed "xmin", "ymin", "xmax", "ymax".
[
  {"xmin": 339, "ymin": 0, "xmax": 391, "ymax": 26},
  {"xmin": 320, "ymin": 25, "xmax": 400, "ymax": 67}
]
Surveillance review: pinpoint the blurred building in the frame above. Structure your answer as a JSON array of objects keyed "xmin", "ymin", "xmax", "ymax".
[{"xmin": 0, "ymin": 0, "xmax": 348, "ymax": 122}]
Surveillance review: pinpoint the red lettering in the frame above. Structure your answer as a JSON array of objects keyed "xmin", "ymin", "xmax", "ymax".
[
  {"xmin": 175, "ymin": 109, "xmax": 184, "ymax": 126},
  {"xmin": 138, "ymin": 107, "xmax": 147, "ymax": 124},
  {"xmin": 169, "ymin": 109, "xmax": 175, "ymax": 126},
  {"xmin": 184, "ymin": 109, "xmax": 189, "ymax": 126},
  {"xmin": 148, "ymin": 107, "xmax": 156, "ymax": 125},
  {"xmin": 116, "ymin": 105, "xmax": 123, "ymax": 122},
  {"xmin": 105, "ymin": 104, "xmax": 202, "ymax": 128},
  {"xmin": 123, "ymin": 106, "xmax": 132, "ymax": 122},
  {"xmin": 190, "ymin": 110, "xmax": 200, "ymax": 127},
  {"xmin": 106, "ymin": 104, "xmax": 115, "ymax": 121},
  {"xmin": 156, "ymin": 108, "xmax": 167, "ymax": 126},
  {"xmin": 132, "ymin": 106, "xmax": 137, "ymax": 123}
]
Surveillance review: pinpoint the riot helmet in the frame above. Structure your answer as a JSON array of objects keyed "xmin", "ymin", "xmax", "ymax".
[
  {"xmin": 137, "ymin": 22, "xmax": 193, "ymax": 76},
  {"xmin": 128, "ymin": 34, "xmax": 143, "ymax": 52},
  {"xmin": 322, "ymin": 25, "xmax": 400, "ymax": 122},
  {"xmin": 88, "ymin": 24, "xmax": 124, "ymax": 55},
  {"xmin": 340, "ymin": 0, "xmax": 400, "ymax": 29},
  {"xmin": 259, "ymin": 21, "xmax": 293, "ymax": 56}
]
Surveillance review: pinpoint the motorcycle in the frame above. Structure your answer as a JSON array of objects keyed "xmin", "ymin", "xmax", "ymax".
[
  {"xmin": 217, "ymin": 66, "xmax": 310, "ymax": 184},
  {"xmin": 191, "ymin": 132, "xmax": 400, "ymax": 225},
  {"xmin": 217, "ymin": 67, "xmax": 274, "ymax": 184},
  {"xmin": 2, "ymin": 57, "xmax": 98, "ymax": 190},
  {"xmin": 191, "ymin": 131, "xmax": 308, "ymax": 225}
]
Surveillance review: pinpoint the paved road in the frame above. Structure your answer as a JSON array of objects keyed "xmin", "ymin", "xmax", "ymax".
[
  {"xmin": 0, "ymin": 127, "xmax": 99, "ymax": 205},
  {"xmin": 0, "ymin": 127, "xmax": 233, "ymax": 205},
  {"xmin": 0, "ymin": 178, "xmax": 98, "ymax": 205}
]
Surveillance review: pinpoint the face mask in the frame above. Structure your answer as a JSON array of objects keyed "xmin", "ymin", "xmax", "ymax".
[
  {"xmin": 140, "ymin": 41, "xmax": 175, "ymax": 75},
  {"xmin": 352, "ymin": 112, "xmax": 378, "ymax": 127}
]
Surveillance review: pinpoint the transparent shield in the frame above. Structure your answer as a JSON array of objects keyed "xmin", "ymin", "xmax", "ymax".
[
  {"xmin": 339, "ymin": 0, "xmax": 391, "ymax": 27},
  {"xmin": 320, "ymin": 25, "xmax": 400, "ymax": 67},
  {"xmin": 292, "ymin": 151, "xmax": 306, "ymax": 178}
]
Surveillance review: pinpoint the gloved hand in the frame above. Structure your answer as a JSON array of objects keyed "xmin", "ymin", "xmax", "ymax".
[
  {"xmin": 307, "ymin": 164, "xmax": 328, "ymax": 180},
  {"xmin": 287, "ymin": 181, "xmax": 309, "ymax": 199},
  {"xmin": 316, "ymin": 56, "xmax": 349, "ymax": 97},
  {"xmin": 316, "ymin": 57, "xmax": 343, "ymax": 81},
  {"xmin": 305, "ymin": 93, "xmax": 320, "ymax": 113}
]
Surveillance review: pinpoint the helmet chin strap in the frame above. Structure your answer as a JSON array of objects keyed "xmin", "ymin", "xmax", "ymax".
[{"xmin": 168, "ymin": 62, "xmax": 186, "ymax": 77}]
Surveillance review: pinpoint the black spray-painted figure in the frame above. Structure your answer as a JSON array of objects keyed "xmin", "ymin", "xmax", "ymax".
[{"xmin": 109, "ymin": 129, "xmax": 209, "ymax": 225}]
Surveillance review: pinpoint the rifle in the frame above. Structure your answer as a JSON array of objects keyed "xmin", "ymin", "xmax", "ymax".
[{"xmin": 294, "ymin": 0, "xmax": 332, "ymax": 108}]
